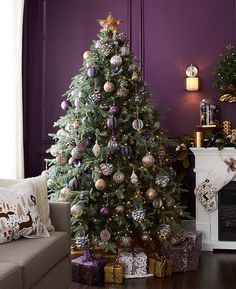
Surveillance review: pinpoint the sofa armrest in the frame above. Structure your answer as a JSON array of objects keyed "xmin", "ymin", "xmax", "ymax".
[{"xmin": 49, "ymin": 202, "xmax": 70, "ymax": 233}]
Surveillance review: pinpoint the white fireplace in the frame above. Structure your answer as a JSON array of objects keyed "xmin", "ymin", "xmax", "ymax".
[{"xmin": 191, "ymin": 147, "xmax": 236, "ymax": 251}]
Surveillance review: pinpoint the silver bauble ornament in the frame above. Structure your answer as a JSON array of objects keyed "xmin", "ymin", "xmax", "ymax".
[
  {"xmin": 95, "ymin": 179, "xmax": 106, "ymax": 191},
  {"xmin": 155, "ymin": 174, "xmax": 170, "ymax": 187},
  {"xmin": 100, "ymin": 229, "xmax": 111, "ymax": 242},
  {"xmin": 146, "ymin": 188, "xmax": 158, "ymax": 200},
  {"xmin": 116, "ymin": 87, "xmax": 129, "ymax": 98},
  {"xmin": 113, "ymin": 171, "xmax": 125, "ymax": 183},
  {"xmin": 100, "ymin": 163, "xmax": 113, "ymax": 176},
  {"xmin": 110, "ymin": 55, "xmax": 123, "ymax": 67},
  {"xmin": 60, "ymin": 187, "xmax": 71, "ymax": 199},
  {"xmin": 71, "ymin": 204, "xmax": 83, "ymax": 217},
  {"xmin": 104, "ymin": 81, "xmax": 115, "ymax": 93},
  {"xmin": 120, "ymin": 236, "xmax": 132, "ymax": 248},
  {"xmin": 92, "ymin": 141, "xmax": 101, "ymax": 158},
  {"xmin": 108, "ymin": 138, "xmax": 118, "ymax": 150},
  {"xmin": 132, "ymin": 209, "xmax": 145, "ymax": 221},
  {"xmin": 152, "ymin": 197, "xmax": 164, "ymax": 208},
  {"xmin": 130, "ymin": 170, "xmax": 138, "ymax": 184},
  {"xmin": 90, "ymin": 91, "xmax": 101, "ymax": 104},
  {"xmin": 132, "ymin": 118, "xmax": 144, "ymax": 130},
  {"xmin": 142, "ymin": 153, "xmax": 155, "ymax": 168}
]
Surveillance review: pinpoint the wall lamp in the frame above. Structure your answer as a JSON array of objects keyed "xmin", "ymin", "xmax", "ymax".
[{"xmin": 185, "ymin": 64, "xmax": 199, "ymax": 91}]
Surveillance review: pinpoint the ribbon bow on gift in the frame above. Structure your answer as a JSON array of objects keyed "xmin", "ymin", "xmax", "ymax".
[{"xmin": 224, "ymin": 158, "xmax": 236, "ymax": 172}]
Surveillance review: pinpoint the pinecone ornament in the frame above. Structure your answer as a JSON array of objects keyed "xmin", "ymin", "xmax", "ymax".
[
  {"xmin": 101, "ymin": 43, "xmax": 113, "ymax": 56},
  {"xmin": 100, "ymin": 163, "xmax": 114, "ymax": 176},
  {"xmin": 132, "ymin": 209, "xmax": 145, "ymax": 221},
  {"xmin": 155, "ymin": 174, "xmax": 170, "ymax": 187},
  {"xmin": 117, "ymin": 87, "xmax": 129, "ymax": 98},
  {"xmin": 90, "ymin": 91, "xmax": 102, "ymax": 104}
]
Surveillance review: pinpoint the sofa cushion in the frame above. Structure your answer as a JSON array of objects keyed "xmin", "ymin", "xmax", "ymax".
[
  {"xmin": 0, "ymin": 262, "xmax": 22, "ymax": 289},
  {"xmin": 0, "ymin": 182, "xmax": 49, "ymax": 244},
  {"xmin": 0, "ymin": 175, "xmax": 54, "ymax": 231},
  {"xmin": 0, "ymin": 231, "xmax": 69, "ymax": 289}
]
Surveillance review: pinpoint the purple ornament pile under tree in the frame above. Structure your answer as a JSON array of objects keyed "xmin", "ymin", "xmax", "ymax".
[{"xmin": 45, "ymin": 13, "xmax": 188, "ymax": 253}]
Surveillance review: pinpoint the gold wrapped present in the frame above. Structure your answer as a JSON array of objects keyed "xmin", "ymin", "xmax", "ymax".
[
  {"xmin": 165, "ymin": 259, "xmax": 174, "ymax": 276},
  {"xmin": 71, "ymin": 246, "xmax": 85, "ymax": 260},
  {"xmin": 104, "ymin": 262, "xmax": 124, "ymax": 284},
  {"xmin": 148, "ymin": 258, "xmax": 156, "ymax": 274},
  {"xmin": 154, "ymin": 259, "xmax": 166, "ymax": 278}
]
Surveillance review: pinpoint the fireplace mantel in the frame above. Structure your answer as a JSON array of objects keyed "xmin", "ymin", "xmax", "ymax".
[{"xmin": 191, "ymin": 147, "xmax": 236, "ymax": 251}]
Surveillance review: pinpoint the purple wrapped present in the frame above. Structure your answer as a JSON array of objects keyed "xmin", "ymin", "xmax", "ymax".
[
  {"xmin": 72, "ymin": 251, "xmax": 108, "ymax": 285},
  {"xmin": 169, "ymin": 231, "xmax": 202, "ymax": 272}
]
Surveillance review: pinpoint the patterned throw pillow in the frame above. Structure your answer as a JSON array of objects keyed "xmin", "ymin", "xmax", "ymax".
[{"xmin": 0, "ymin": 180, "xmax": 49, "ymax": 244}]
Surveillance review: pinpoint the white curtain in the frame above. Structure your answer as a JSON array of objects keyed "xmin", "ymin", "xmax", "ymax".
[{"xmin": 0, "ymin": 0, "xmax": 25, "ymax": 179}]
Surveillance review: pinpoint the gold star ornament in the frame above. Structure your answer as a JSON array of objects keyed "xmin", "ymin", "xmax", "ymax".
[{"xmin": 97, "ymin": 12, "xmax": 123, "ymax": 32}]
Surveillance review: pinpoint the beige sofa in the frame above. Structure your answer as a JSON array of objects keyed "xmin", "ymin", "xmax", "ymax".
[{"xmin": 0, "ymin": 202, "xmax": 71, "ymax": 289}]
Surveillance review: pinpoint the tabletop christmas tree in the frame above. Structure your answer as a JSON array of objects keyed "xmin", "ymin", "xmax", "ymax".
[{"xmin": 45, "ymin": 13, "xmax": 186, "ymax": 252}]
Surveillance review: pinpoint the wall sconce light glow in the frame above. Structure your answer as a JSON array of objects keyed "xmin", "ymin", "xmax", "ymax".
[{"xmin": 185, "ymin": 64, "xmax": 199, "ymax": 92}]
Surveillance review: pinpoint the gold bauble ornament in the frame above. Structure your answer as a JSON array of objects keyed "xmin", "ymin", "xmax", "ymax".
[
  {"xmin": 110, "ymin": 55, "xmax": 123, "ymax": 67},
  {"xmin": 104, "ymin": 81, "xmax": 115, "ymax": 93},
  {"xmin": 97, "ymin": 12, "xmax": 124, "ymax": 32},
  {"xmin": 71, "ymin": 204, "xmax": 83, "ymax": 217},
  {"xmin": 142, "ymin": 153, "xmax": 155, "ymax": 168},
  {"xmin": 146, "ymin": 188, "xmax": 158, "ymax": 200},
  {"xmin": 95, "ymin": 179, "xmax": 106, "ymax": 191},
  {"xmin": 83, "ymin": 50, "xmax": 92, "ymax": 60}
]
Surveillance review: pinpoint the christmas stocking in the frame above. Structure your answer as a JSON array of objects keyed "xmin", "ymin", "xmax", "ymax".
[{"xmin": 195, "ymin": 157, "xmax": 236, "ymax": 212}]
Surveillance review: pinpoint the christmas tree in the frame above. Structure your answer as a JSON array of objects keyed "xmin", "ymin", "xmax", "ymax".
[
  {"xmin": 46, "ymin": 13, "xmax": 186, "ymax": 252},
  {"xmin": 213, "ymin": 44, "xmax": 236, "ymax": 103}
]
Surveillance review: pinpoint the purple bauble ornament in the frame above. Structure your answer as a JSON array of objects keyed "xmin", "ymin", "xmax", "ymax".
[
  {"xmin": 114, "ymin": 38, "xmax": 123, "ymax": 46},
  {"xmin": 109, "ymin": 105, "xmax": 122, "ymax": 116},
  {"xmin": 100, "ymin": 206, "xmax": 112, "ymax": 218},
  {"xmin": 69, "ymin": 177, "xmax": 79, "ymax": 190},
  {"xmin": 86, "ymin": 138, "xmax": 95, "ymax": 148},
  {"xmin": 106, "ymin": 116, "xmax": 117, "ymax": 133},
  {"xmin": 61, "ymin": 100, "xmax": 72, "ymax": 110},
  {"xmin": 87, "ymin": 66, "xmax": 97, "ymax": 78},
  {"xmin": 121, "ymin": 144, "xmax": 132, "ymax": 156}
]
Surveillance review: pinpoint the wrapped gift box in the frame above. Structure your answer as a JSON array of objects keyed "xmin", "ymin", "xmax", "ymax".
[
  {"xmin": 118, "ymin": 250, "xmax": 147, "ymax": 276},
  {"xmin": 71, "ymin": 251, "xmax": 107, "ymax": 285},
  {"xmin": 149, "ymin": 257, "xmax": 173, "ymax": 277},
  {"xmin": 104, "ymin": 262, "xmax": 124, "ymax": 284},
  {"xmin": 169, "ymin": 231, "xmax": 202, "ymax": 272}
]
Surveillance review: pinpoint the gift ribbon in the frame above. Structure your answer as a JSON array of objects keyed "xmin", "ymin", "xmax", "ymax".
[
  {"xmin": 224, "ymin": 158, "xmax": 236, "ymax": 172},
  {"xmin": 81, "ymin": 250, "xmax": 98, "ymax": 267},
  {"xmin": 111, "ymin": 258, "xmax": 122, "ymax": 282}
]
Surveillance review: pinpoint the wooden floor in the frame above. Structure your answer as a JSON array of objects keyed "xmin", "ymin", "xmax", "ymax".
[{"xmin": 70, "ymin": 251, "xmax": 236, "ymax": 289}]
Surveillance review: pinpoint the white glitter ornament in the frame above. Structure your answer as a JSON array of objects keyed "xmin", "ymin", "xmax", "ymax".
[
  {"xmin": 155, "ymin": 174, "xmax": 170, "ymax": 187},
  {"xmin": 56, "ymin": 129, "xmax": 67, "ymax": 137},
  {"xmin": 110, "ymin": 55, "xmax": 123, "ymax": 67},
  {"xmin": 142, "ymin": 153, "xmax": 155, "ymax": 168},
  {"xmin": 132, "ymin": 118, "xmax": 144, "ymax": 130},
  {"xmin": 60, "ymin": 187, "xmax": 71, "ymax": 199},
  {"xmin": 50, "ymin": 144, "xmax": 62, "ymax": 157},
  {"xmin": 92, "ymin": 141, "xmax": 101, "ymax": 158},
  {"xmin": 113, "ymin": 171, "xmax": 125, "ymax": 183},
  {"xmin": 120, "ymin": 46, "xmax": 130, "ymax": 56},
  {"xmin": 100, "ymin": 163, "xmax": 113, "ymax": 176},
  {"xmin": 71, "ymin": 147, "xmax": 80, "ymax": 159},
  {"xmin": 132, "ymin": 209, "xmax": 145, "ymax": 221},
  {"xmin": 120, "ymin": 236, "xmax": 132, "ymax": 248},
  {"xmin": 100, "ymin": 229, "xmax": 111, "ymax": 242},
  {"xmin": 130, "ymin": 170, "xmax": 138, "ymax": 184},
  {"xmin": 104, "ymin": 81, "xmax": 115, "ymax": 93}
]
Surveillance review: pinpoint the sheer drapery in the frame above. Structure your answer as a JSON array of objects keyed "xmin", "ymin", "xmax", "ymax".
[{"xmin": 0, "ymin": 0, "xmax": 25, "ymax": 178}]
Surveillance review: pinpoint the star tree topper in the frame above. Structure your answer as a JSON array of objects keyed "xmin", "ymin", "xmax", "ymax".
[{"xmin": 97, "ymin": 12, "xmax": 123, "ymax": 32}]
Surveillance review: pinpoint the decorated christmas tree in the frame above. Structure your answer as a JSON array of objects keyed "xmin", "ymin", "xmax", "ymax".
[{"xmin": 45, "ymin": 13, "xmax": 186, "ymax": 252}]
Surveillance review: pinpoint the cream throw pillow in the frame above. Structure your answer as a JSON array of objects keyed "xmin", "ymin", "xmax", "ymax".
[
  {"xmin": 0, "ymin": 181, "xmax": 49, "ymax": 244},
  {"xmin": 0, "ymin": 175, "xmax": 54, "ymax": 231}
]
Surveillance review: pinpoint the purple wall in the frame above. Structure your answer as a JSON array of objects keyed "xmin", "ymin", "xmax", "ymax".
[{"xmin": 23, "ymin": 0, "xmax": 236, "ymax": 176}]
